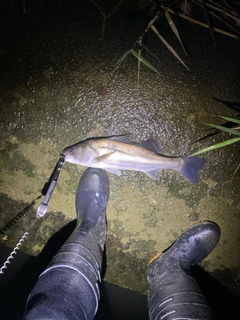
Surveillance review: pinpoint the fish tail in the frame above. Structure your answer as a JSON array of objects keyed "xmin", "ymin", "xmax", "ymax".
[{"xmin": 178, "ymin": 157, "xmax": 206, "ymax": 184}]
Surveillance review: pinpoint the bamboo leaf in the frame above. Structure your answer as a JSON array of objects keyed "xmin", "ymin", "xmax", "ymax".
[
  {"xmin": 130, "ymin": 49, "xmax": 160, "ymax": 75},
  {"xmin": 220, "ymin": 116, "xmax": 240, "ymax": 124},
  {"xmin": 202, "ymin": 0, "xmax": 217, "ymax": 47},
  {"xmin": 192, "ymin": 0, "xmax": 240, "ymax": 35},
  {"xmin": 107, "ymin": 0, "xmax": 126, "ymax": 18},
  {"xmin": 165, "ymin": 11, "xmax": 187, "ymax": 55},
  {"xmin": 114, "ymin": 50, "xmax": 131, "ymax": 72},
  {"xmin": 161, "ymin": 4, "xmax": 239, "ymax": 39},
  {"xmin": 205, "ymin": 123, "xmax": 240, "ymax": 136},
  {"xmin": 191, "ymin": 137, "xmax": 240, "ymax": 156},
  {"xmin": 146, "ymin": 12, "xmax": 161, "ymax": 31},
  {"xmin": 150, "ymin": 25, "xmax": 189, "ymax": 70}
]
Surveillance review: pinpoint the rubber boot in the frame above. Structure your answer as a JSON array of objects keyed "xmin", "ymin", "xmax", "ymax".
[
  {"xmin": 24, "ymin": 168, "xmax": 109, "ymax": 320},
  {"xmin": 147, "ymin": 221, "xmax": 220, "ymax": 320}
]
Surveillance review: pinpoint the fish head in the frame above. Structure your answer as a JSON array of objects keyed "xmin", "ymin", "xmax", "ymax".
[
  {"xmin": 61, "ymin": 140, "xmax": 95, "ymax": 165},
  {"xmin": 62, "ymin": 141, "xmax": 88, "ymax": 164},
  {"xmin": 61, "ymin": 144, "xmax": 81, "ymax": 164}
]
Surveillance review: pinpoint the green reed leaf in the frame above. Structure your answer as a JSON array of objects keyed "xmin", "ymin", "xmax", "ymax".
[
  {"xmin": 130, "ymin": 49, "xmax": 160, "ymax": 75},
  {"xmin": 220, "ymin": 116, "xmax": 240, "ymax": 124},
  {"xmin": 191, "ymin": 137, "xmax": 240, "ymax": 156},
  {"xmin": 205, "ymin": 123, "xmax": 240, "ymax": 136},
  {"xmin": 114, "ymin": 50, "xmax": 131, "ymax": 72}
]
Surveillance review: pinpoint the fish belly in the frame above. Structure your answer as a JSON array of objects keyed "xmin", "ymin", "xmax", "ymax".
[{"xmin": 93, "ymin": 150, "xmax": 180, "ymax": 179}]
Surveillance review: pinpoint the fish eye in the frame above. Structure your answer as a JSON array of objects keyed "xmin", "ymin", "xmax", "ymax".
[{"xmin": 70, "ymin": 148, "xmax": 75, "ymax": 155}]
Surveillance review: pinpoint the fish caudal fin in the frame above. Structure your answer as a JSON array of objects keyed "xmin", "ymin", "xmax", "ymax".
[{"xmin": 179, "ymin": 157, "xmax": 206, "ymax": 184}]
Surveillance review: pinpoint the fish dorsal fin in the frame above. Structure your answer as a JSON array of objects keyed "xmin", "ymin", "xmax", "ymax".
[
  {"xmin": 108, "ymin": 135, "xmax": 134, "ymax": 144},
  {"xmin": 138, "ymin": 138, "xmax": 162, "ymax": 154},
  {"xmin": 108, "ymin": 135, "xmax": 162, "ymax": 153}
]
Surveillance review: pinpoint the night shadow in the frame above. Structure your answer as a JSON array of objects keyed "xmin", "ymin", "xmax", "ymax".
[
  {"xmin": 192, "ymin": 265, "xmax": 240, "ymax": 319},
  {"xmin": 1, "ymin": 223, "xmax": 240, "ymax": 320},
  {"xmin": 0, "ymin": 219, "xmax": 76, "ymax": 320},
  {"xmin": 213, "ymin": 98, "xmax": 240, "ymax": 112}
]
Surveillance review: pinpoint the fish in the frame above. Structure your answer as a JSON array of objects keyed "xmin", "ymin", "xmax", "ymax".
[{"xmin": 61, "ymin": 135, "xmax": 206, "ymax": 184}]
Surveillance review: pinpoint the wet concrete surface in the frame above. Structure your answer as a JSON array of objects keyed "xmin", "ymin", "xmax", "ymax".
[{"xmin": 0, "ymin": 0, "xmax": 240, "ymax": 300}]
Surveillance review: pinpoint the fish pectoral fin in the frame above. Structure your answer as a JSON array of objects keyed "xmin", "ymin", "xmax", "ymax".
[
  {"xmin": 145, "ymin": 169, "xmax": 159, "ymax": 180},
  {"xmin": 104, "ymin": 167, "xmax": 122, "ymax": 176},
  {"xmin": 95, "ymin": 151, "xmax": 115, "ymax": 162},
  {"xmin": 95, "ymin": 151, "xmax": 121, "ymax": 175}
]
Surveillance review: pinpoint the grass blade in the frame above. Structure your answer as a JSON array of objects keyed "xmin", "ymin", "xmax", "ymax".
[
  {"xmin": 130, "ymin": 49, "xmax": 160, "ymax": 75},
  {"xmin": 137, "ymin": 38, "xmax": 142, "ymax": 85},
  {"xmin": 150, "ymin": 25, "xmax": 189, "ymax": 70},
  {"xmin": 220, "ymin": 116, "xmax": 240, "ymax": 124},
  {"xmin": 165, "ymin": 11, "xmax": 187, "ymax": 55},
  {"xmin": 191, "ymin": 137, "xmax": 240, "ymax": 156},
  {"xmin": 205, "ymin": 123, "xmax": 240, "ymax": 136},
  {"xmin": 232, "ymin": 162, "xmax": 240, "ymax": 177},
  {"xmin": 114, "ymin": 50, "xmax": 131, "ymax": 72}
]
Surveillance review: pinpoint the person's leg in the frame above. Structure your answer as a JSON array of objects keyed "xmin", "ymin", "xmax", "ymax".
[
  {"xmin": 24, "ymin": 168, "xmax": 109, "ymax": 320},
  {"xmin": 147, "ymin": 221, "xmax": 220, "ymax": 320}
]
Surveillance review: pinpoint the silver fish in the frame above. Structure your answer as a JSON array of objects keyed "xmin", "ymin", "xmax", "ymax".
[{"xmin": 62, "ymin": 135, "xmax": 206, "ymax": 184}]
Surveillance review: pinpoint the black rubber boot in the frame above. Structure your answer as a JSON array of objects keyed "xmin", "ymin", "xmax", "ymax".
[
  {"xmin": 147, "ymin": 221, "xmax": 220, "ymax": 320},
  {"xmin": 24, "ymin": 168, "xmax": 109, "ymax": 320}
]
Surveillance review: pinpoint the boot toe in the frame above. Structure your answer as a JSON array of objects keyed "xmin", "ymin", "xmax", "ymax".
[
  {"xmin": 189, "ymin": 221, "xmax": 220, "ymax": 265},
  {"xmin": 77, "ymin": 168, "xmax": 109, "ymax": 194},
  {"xmin": 148, "ymin": 221, "xmax": 220, "ymax": 280},
  {"xmin": 75, "ymin": 168, "xmax": 109, "ymax": 221},
  {"xmin": 177, "ymin": 221, "xmax": 220, "ymax": 267}
]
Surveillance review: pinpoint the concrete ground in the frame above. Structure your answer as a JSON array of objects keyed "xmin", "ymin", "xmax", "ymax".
[{"xmin": 0, "ymin": 0, "xmax": 240, "ymax": 301}]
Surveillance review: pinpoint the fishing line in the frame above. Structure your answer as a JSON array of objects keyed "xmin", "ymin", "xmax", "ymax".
[
  {"xmin": 0, "ymin": 155, "xmax": 65, "ymax": 275},
  {"xmin": 0, "ymin": 196, "xmax": 42, "ymax": 235},
  {"xmin": 0, "ymin": 216, "xmax": 40, "ymax": 275}
]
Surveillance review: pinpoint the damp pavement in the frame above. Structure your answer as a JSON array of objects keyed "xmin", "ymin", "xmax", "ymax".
[{"xmin": 0, "ymin": 0, "xmax": 240, "ymax": 298}]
